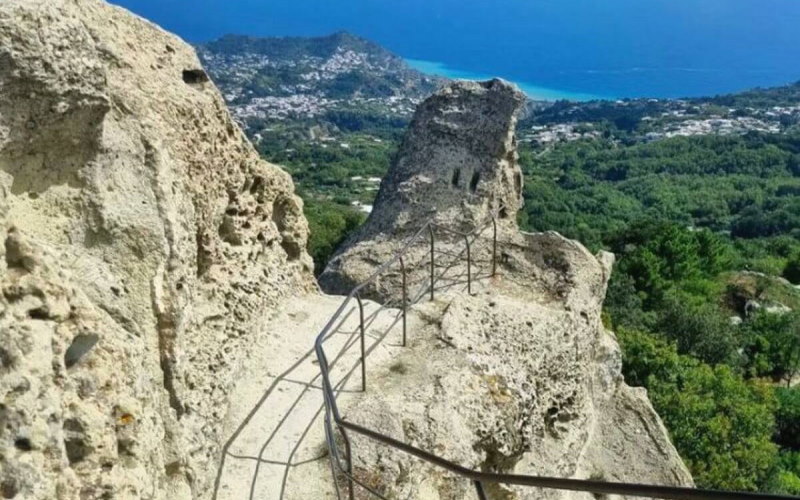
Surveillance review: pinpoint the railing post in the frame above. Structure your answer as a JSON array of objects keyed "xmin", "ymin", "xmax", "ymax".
[
  {"xmin": 341, "ymin": 426, "xmax": 355, "ymax": 500},
  {"xmin": 428, "ymin": 224, "xmax": 435, "ymax": 301},
  {"xmin": 356, "ymin": 294, "xmax": 366, "ymax": 392},
  {"xmin": 474, "ymin": 480, "xmax": 488, "ymax": 500},
  {"xmin": 491, "ymin": 216, "xmax": 498, "ymax": 277},
  {"xmin": 464, "ymin": 234, "xmax": 472, "ymax": 295},
  {"xmin": 399, "ymin": 255, "xmax": 407, "ymax": 347}
]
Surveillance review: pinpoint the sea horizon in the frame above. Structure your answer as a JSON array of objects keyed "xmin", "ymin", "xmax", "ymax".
[
  {"xmin": 112, "ymin": 0, "xmax": 800, "ymax": 101},
  {"xmin": 406, "ymin": 58, "xmax": 609, "ymax": 102}
]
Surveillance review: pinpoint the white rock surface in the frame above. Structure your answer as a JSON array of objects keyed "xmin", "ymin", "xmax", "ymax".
[
  {"xmin": 213, "ymin": 293, "xmax": 434, "ymax": 500},
  {"xmin": 319, "ymin": 79, "xmax": 526, "ymax": 297},
  {"xmin": 0, "ymin": 1, "xmax": 314, "ymax": 498},
  {"xmin": 317, "ymin": 238, "xmax": 694, "ymax": 499},
  {"xmin": 310, "ymin": 79, "xmax": 694, "ymax": 498}
]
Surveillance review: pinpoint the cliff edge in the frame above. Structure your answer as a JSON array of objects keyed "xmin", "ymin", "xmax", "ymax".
[
  {"xmin": 312, "ymin": 79, "xmax": 693, "ymax": 499},
  {"xmin": 0, "ymin": 1, "xmax": 315, "ymax": 498}
]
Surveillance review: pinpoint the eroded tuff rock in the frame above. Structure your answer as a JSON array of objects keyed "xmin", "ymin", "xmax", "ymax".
[
  {"xmin": 309, "ymin": 80, "xmax": 693, "ymax": 498},
  {"xmin": 334, "ymin": 248, "xmax": 693, "ymax": 499},
  {"xmin": 319, "ymin": 79, "xmax": 526, "ymax": 296},
  {"xmin": 0, "ymin": 1, "xmax": 314, "ymax": 498}
]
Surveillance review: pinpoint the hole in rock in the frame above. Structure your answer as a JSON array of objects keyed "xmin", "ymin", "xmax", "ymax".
[
  {"xmin": 165, "ymin": 461, "xmax": 182, "ymax": 476},
  {"xmin": 14, "ymin": 438, "xmax": 31, "ymax": 451},
  {"xmin": 0, "ymin": 348, "xmax": 13, "ymax": 371},
  {"xmin": 250, "ymin": 176, "xmax": 264, "ymax": 194},
  {"xmin": 64, "ymin": 334, "xmax": 99, "ymax": 369},
  {"xmin": 281, "ymin": 240, "xmax": 302, "ymax": 261},
  {"xmin": 182, "ymin": 69, "xmax": 208, "ymax": 85},
  {"xmin": 218, "ymin": 217, "xmax": 242, "ymax": 246},
  {"xmin": 451, "ymin": 168, "xmax": 460, "ymax": 188},
  {"xmin": 65, "ymin": 436, "xmax": 90, "ymax": 464},
  {"xmin": 469, "ymin": 171, "xmax": 480, "ymax": 193},
  {"xmin": 27, "ymin": 307, "xmax": 49, "ymax": 320},
  {"xmin": 117, "ymin": 437, "xmax": 135, "ymax": 457},
  {"xmin": 514, "ymin": 172, "xmax": 522, "ymax": 196},
  {"xmin": 1, "ymin": 478, "xmax": 18, "ymax": 498}
]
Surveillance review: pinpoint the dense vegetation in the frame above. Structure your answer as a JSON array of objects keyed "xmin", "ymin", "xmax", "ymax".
[
  {"xmin": 255, "ymin": 83, "xmax": 800, "ymax": 494},
  {"xmin": 519, "ymin": 135, "xmax": 800, "ymax": 494},
  {"xmin": 255, "ymin": 114, "xmax": 402, "ymax": 269},
  {"xmin": 518, "ymin": 133, "xmax": 800, "ymax": 251}
]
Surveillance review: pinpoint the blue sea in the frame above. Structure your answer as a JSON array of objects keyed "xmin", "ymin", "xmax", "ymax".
[
  {"xmin": 406, "ymin": 59, "xmax": 607, "ymax": 101},
  {"xmin": 113, "ymin": 0, "xmax": 800, "ymax": 101}
]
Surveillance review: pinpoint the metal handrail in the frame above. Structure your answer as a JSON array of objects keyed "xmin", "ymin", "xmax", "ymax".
[{"xmin": 313, "ymin": 208, "xmax": 797, "ymax": 500}]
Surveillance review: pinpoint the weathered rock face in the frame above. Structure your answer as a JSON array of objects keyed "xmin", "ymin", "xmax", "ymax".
[
  {"xmin": 319, "ymin": 79, "xmax": 526, "ymax": 296},
  {"xmin": 0, "ymin": 1, "xmax": 315, "ymax": 498},
  {"xmin": 368, "ymin": 78, "xmax": 525, "ymax": 232},
  {"xmin": 336, "ymin": 244, "xmax": 694, "ymax": 499},
  {"xmin": 311, "ymin": 79, "xmax": 693, "ymax": 498}
]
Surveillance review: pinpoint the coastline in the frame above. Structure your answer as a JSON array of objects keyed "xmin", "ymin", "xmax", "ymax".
[{"xmin": 406, "ymin": 58, "xmax": 606, "ymax": 102}]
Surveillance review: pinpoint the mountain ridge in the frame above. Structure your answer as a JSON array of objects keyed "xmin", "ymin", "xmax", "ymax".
[
  {"xmin": 196, "ymin": 31, "xmax": 442, "ymax": 127},
  {"xmin": 201, "ymin": 31, "xmax": 397, "ymax": 62}
]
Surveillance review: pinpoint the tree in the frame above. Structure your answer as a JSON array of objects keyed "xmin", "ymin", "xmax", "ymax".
[
  {"xmin": 695, "ymin": 230, "xmax": 734, "ymax": 275},
  {"xmin": 785, "ymin": 255, "xmax": 800, "ymax": 285},
  {"xmin": 304, "ymin": 199, "xmax": 365, "ymax": 275},
  {"xmin": 741, "ymin": 311, "xmax": 800, "ymax": 386},
  {"xmin": 617, "ymin": 329, "xmax": 779, "ymax": 492},
  {"xmin": 656, "ymin": 293, "xmax": 740, "ymax": 365},
  {"xmin": 775, "ymin": 388, "xmax": 800, "ymax": 451},
  {"xmin": 604, "ymin": 271, "xmax": 656, "ymax": 331}
]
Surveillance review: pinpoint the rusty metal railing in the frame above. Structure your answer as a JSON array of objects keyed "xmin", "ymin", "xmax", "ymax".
[{"xmin": 313, "ymin": 209, "xmax": 797, "ymax": 500}]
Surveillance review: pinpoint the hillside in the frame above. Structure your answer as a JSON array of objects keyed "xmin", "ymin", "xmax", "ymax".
[
  {"xmin": 519, "ymin": 83, "xmax": 800, "ymax": 145},
  {"xmin": 197, "ymin": 32, "xmax": 441, "ymax": 127},
  {"xmin": 195, "ymin": 33, "xmax": 800, "ymax": 495},
  {"xmin": 0, "ymin": 4, "xmax": 705, "ymax": 499}
]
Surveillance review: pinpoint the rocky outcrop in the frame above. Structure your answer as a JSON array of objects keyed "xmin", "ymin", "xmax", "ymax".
[
  {"xmin": 365, "ymin": 78, "xmax": 526, "ymax": 232},
  {"xmin": 311, "ymin": 80, "xmax": 693, "ymax": 498},
  {"xmin": 319, "ymin": 79, "xmax": 526, "ymax": 296},
  {"xmin": 334, "ymin": 251, "xmax": 693, "ymax": 499},
  {"xmin": 0, "ymin": 1, "xmax": 315, "ymax": 498}
]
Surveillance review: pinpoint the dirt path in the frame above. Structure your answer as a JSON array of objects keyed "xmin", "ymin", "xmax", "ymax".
[
  {"xmin": 212, "ymin": 293, "xmax": 420, "ymax": 500},
  {"xmin": 212, "ymin": 240, "xmax": 490, "ymax": 499}
]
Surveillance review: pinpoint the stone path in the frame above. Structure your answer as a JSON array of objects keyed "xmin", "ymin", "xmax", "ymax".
[
  {"xmin": 212, "ymin": 294, "xmax": 419, "ymax": 500},
  {"xmin": 212, "ymin": 241, "xmax": 489, "ymax": 499}
]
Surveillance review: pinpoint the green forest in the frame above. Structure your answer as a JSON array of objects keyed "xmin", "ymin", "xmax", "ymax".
[
  {"xmin": 258, "ymin": 100, "xmax": 800, "ymax": 494},
  {"xmin": 518, "ymin": 132, "xmax": 800, "ymax": 494}
]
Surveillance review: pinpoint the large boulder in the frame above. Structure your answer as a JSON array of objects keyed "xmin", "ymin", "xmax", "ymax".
[{"xmin": 0, "ymin": 0, "xmax": 315, "ymax": 498}]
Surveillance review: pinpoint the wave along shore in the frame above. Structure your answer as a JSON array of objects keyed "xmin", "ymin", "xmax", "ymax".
[{"xmin": 406, "ymin": 58, "xmax": 607, "ymax": 102}]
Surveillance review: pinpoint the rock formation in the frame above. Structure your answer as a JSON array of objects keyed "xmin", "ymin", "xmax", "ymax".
[
  {"xmin": 1, "ymin": 2, "xmax": 694, "ymax": 498},
  {"xmin": 0, "ymin": 1, "xmax": 314, "ymax": 498},
  {"xmin": 310, "ymin": 79, "xmax": 694, "ymax": 498},
  {"xmin": 319, "ymin": 80, "xmax": 525, "ymax": 296}
]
